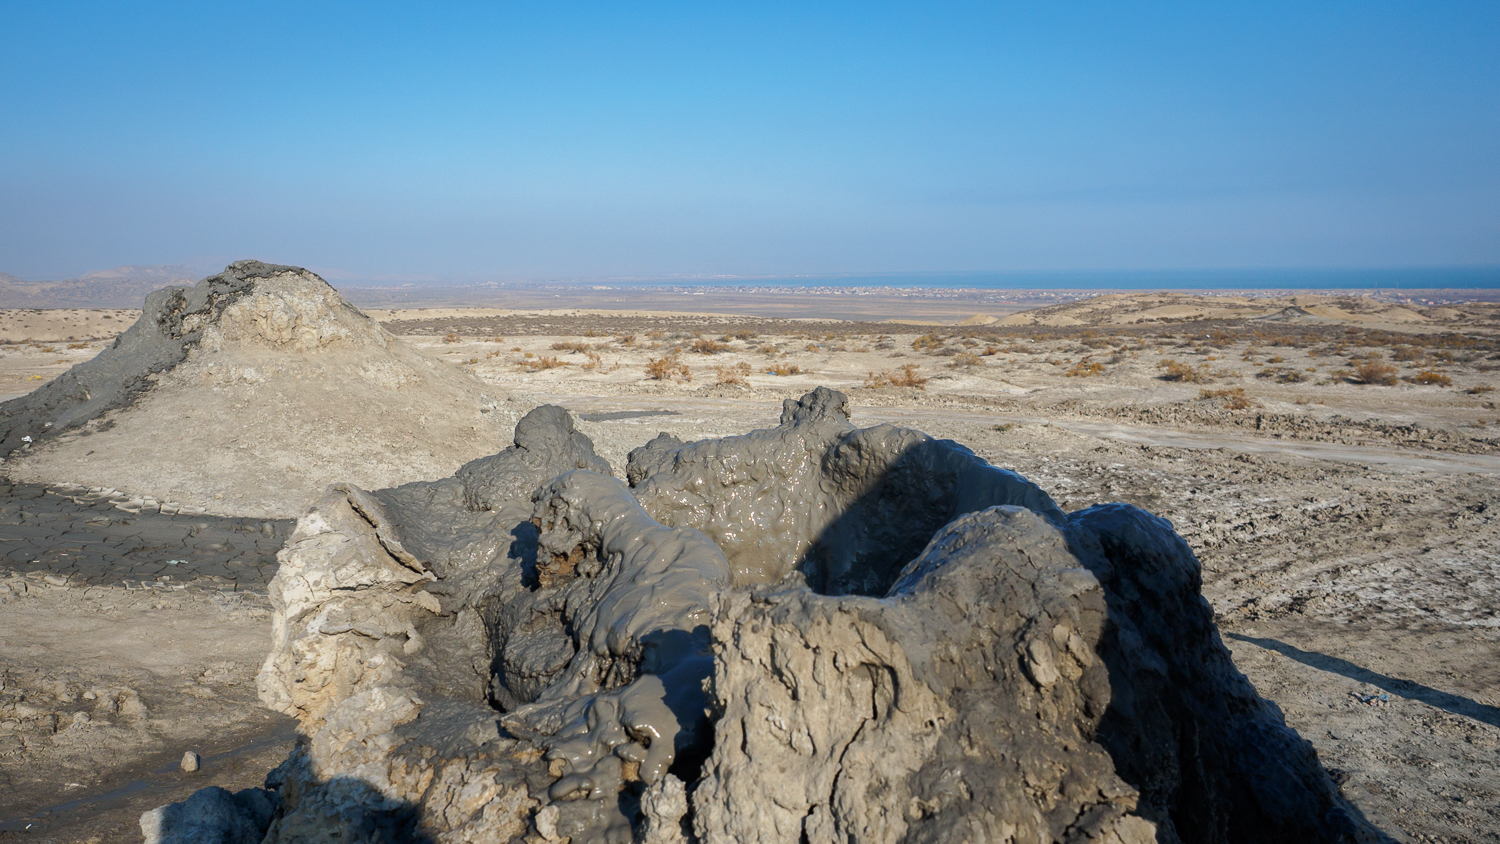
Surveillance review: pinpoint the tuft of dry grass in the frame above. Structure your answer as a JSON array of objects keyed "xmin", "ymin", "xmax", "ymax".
[
  {"xmin": 552, "ymin": 341, "xmax": 591, "ymax": 353},
  {"xmin": 692, "ymin": 338, "xmax": 728, "ymax": 354},
  {"xmin": 1353, "ymin": 360, "xmax": 1399, "ymax": 385},
  {"xmin": 1408, "ymin": 369, "xmax": 1452, "ymax": 387},
  {"xmin": 1469, "ymin": 384, "xmax": 1495, "ymax": 395},
  {"xmin": 713, "ymin": 362, "xmax": 753, "ymax": 386},
  {"xmin": 1157, "ymin": 359, "xmax": 1210, "ymax": 383},
  {"xmin": 1256, "ymin": 367, "xmax": 1307, "ymax": 384},
  {"xmin": 1066, "ymin": 361, "xmax": 1105, "ymax": 377},
  {"xmin": 1199, "ymin": 387, "xmax": 1255, "ymax": 410},
  {"xmin": 581, "ymin": 352, "xmax": 604, "ymax": 371},
  {"xmin": 442, "ymin": 333, "xmax": 460, "ymax": 344},
  {"xmin": 864, "ymin": 364, "xmax": 928, "ymax": 389},
  {"xmin": 645, "ymin": 354, "xmax": 692, "ymax": 381},
  {"xmin": 769, "ymin": 363, "xmax": 806, "ymax": 376},
  {"xmin": 521, "ymin": 355, "xmax": 566, "ymax": 371},
  {"xmin": 950, "ymin": 351, "xmax": 984, "ymax": 368}
]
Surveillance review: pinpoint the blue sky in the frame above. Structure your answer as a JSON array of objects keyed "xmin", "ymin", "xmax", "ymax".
[{"xmin": 2, "ymin": 2, "xmax": 1497, "ymax": 281}]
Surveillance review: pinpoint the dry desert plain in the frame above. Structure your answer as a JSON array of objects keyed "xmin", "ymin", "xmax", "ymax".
[{"xmin": 2, "ymin": 289, "xmax": 1500, "ymax": 842}]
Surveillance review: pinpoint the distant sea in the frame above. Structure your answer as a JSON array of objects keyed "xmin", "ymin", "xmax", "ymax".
[{"xmin": 603, "ymin": 267, "xmax": 1500, "ymax": 290}]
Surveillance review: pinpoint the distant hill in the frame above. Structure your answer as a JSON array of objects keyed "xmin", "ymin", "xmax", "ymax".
[
  {"xmin": 988, "ymin": 291, "xmax": 1500, "ymax": 329},
  {"xmin": 0, "ymin": 265, "xmax": 198, "ymax": 308}
]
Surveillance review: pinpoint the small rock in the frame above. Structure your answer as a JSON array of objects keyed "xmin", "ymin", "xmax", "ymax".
[
  {"xmin": 534, "ymin": 805, "xmax": 561, "ymax": 841},
  {"xmin": 43, "ymin": 574, "xmax": 69, "ymax": 588},
  {"xmin": 181, "ymin": 750, "xmax": 201, "ymax": 773}
]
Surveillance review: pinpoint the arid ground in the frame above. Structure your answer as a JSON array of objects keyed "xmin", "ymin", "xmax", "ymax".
[{"xmin": 3, "ymin": 289, "xmax": 1499, "ymax": 843}]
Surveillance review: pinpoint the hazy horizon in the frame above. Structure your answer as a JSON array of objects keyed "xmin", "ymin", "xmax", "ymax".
[
  {"xmin": 3, "ymin": 3, "xmax": 1496, "ymax": 282},
  {"xmin": 9, "ymin": 263, "xmax": 1500, "ymax": 293}
]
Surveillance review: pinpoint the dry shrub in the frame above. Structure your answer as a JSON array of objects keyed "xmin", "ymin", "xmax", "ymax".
[
  {"xmin": 442, "ymin": 333, "xmax": 460, "ymax": 344},
  {"xmin": 852, "ymin": 345, "xmax": 871, "ymax": 353},
  {"xmin": 617, "ymin": 334, "xmax": 636, "ymax": 346},
  {"xmin": 1469, "ymin": 384, "xmax": 1495, "ymax": 394},
  {"xmin": 552, "ymin": 341, "xmax": 590, "ymax": 353},
  {"xmin": 466, "ymin": 357, "xmax": 479, "ymax": 364},
  {"xmin": 1354, "ymin": 361, "xmax": 1398, "ymax": 386},
  {"xmin": 981, "ymin": 346, "xmax": 998, "ymax": 356},
  {"xmin": 38, "ymin": 346, "xmax": 55, "ymax": 353},
  {"xmin": 645, "ymin": 355, "xmax": 692, "ymax": 382},
  {"xmin": 581, "ymin": 352, "xmax": 604, "ymax": 371},
  {"xmin": 1199, "ymin": 387, "xmax": 1255, "ymax": 410},
  {"xmin": 67, "ymin": 342, "xmax": 89, "ymax": 350},
  {"xmin": 727, "ymin": 330, "xmax": 757, "ymax": 341},
  {"xmin": 769, "ymin": 363, "xmax": 805, "ymax": 376},
  {"xmin": 951, "ymin": 351, "xmax": 984, "ymax": 368},
  {"xmin": 692, "ymin": 338, "xmax": 728, "ymax": 354},
  {"xmin": 865, "ymin": 364, "xmax": 928, "ymax": 389},
  {"xmin": 804, "ymin": 343, "xmax": 822, "ymax": 352},
  {"xmin": 645, "ymin": 329, "xmax": 667, "ymax": 340},
  {"xmin": 1257, "ymin": 367, "xmax": 1307, "ymax": 384},
  {"xmin": 1066, "ymin": 361, "xmax": 1105, "ymax": 377},
  {"xmin": 1157, "ymin": 359, "xmax": 1209, "ymax": 383},
  {"xmin": 1408, "ymin": 370, "xmax": 1452, "ymax": 387},
  {"xmin": 522, "ymin": 355, "xmax": 565, "ymax": 371},
  {"xmin": 713, "ymin": 362, "xmax": 752, "ymax": 386},
  {"xmin": 912, "ymin": 334, "xmax": 944, "ymax": 352}
]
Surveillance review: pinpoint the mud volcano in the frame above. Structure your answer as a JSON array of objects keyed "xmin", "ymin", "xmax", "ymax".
[
  {"xmin": 154, "ymin": 388, "xmax": 1385, "ymax": 843},
  {"xmin": 0, "ymin": 261, "xmax": 516, "ymax": 518}
]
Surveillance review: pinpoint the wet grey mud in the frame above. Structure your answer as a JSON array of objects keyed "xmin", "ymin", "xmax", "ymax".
[{"xmin": 143, "ymin": 387, "xmax": 1389, "ymax": 844}]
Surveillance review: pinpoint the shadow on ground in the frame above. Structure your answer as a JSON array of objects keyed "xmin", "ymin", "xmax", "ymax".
[{"xmin": 1227, "ymin": 633, "xmax": 1500, "ymax": 729}]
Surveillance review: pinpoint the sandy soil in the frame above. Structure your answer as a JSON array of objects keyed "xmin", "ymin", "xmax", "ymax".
[{"xmin": 3, "ymin": 291, "xmax": 1499, "ymax": 842}]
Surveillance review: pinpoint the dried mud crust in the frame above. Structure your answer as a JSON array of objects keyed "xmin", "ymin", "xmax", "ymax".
[
  {"xmin": 213, "ymin": 389, "xmax": 1385, "ymax": 844},
  {"xmin": 0, "ymin": 480, "xmax": 297, "ymax": 840},
  {"xmin": 0, "ymin": 482, "xmax": 290, "ymax": 590},
  {"xmin": 1042, "ymin": 398, "xmax": 1500, "ymax": 455},
  {"xmin": 0, "ymin": 578, "xmax": 296, "ymax": 844}
]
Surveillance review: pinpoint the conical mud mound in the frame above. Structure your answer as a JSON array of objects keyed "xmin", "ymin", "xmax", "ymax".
[{"xmin": 0, "ymin": 261, "xmax": 519, "ymax": 518}]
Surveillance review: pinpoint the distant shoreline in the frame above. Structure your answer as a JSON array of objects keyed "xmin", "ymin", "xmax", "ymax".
[{"xmin": 340, "ymin": 266, "xmax": 1500, "ymax": 292}]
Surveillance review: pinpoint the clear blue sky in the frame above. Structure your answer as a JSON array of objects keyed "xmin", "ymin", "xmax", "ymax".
[{"xmin": 2, "ymin": 1, "xmax": 1497, "ymax": 281}]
